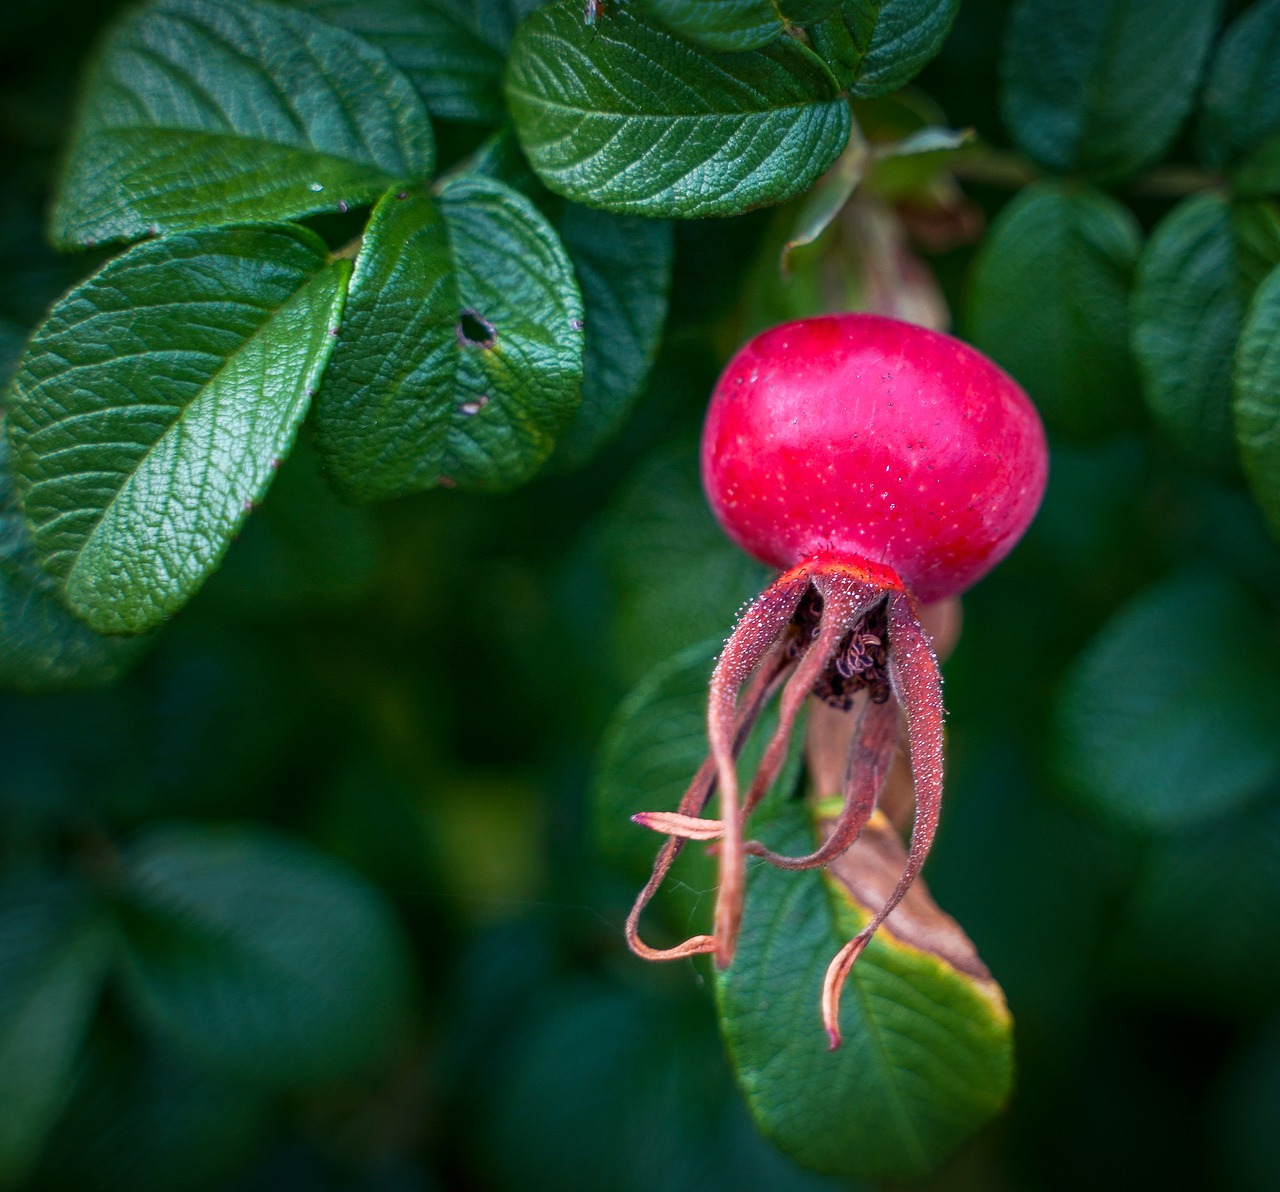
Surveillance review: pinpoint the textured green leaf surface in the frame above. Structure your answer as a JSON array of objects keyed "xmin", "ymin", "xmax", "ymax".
[
  {"xmin": 1, "ymin": 421, "xmax": 147, "ymax": 690},
  {"xmin": 51, "ymin": 0, "xmax": 436, "ymax": 248},
  {"xmin": 1001, "ymin": 0, "xmax": 1219, "ymax": 179},
  {"xmin": 6, "ymin": 225, "xmax": 349, "ymax": 634},
  {"xmin": 288, "ymin": 0, "xmax": 508, "ymax": 124},
  {"xmin": 811, "ymin": 0, "xmax": 959, "ymax": 98},
  {"xmin": 314, "ymin": 178, "xmax": 583, "ymax": 500},
  {"xmin": 1132, "ymin": 195, "xmax": 1280, "ymax": 468},
  {"xmin": 552, "ymin": 204, "xmax": 672, "ymax": 467},
  {"xmin": 1198, "ymin": 0, "xmax": 1280, "ymax": 176},
  {"xmin": 966, "ymin": 182, "xmax": 1142, "ymax": 437},
  {"xmin": 0, "ymin": 877, "xmax": 113, "ymax": 1184},
  {"xmin": 1237, "ymin": 266, "xmax": 1280, "ymax": 537},
  {"xmin": 1055, "ymin": 573, "xmax": 1280, "ymax": 829},
  {"xmin": 717, "ymin": 799, "xmax": 1013, "ymax": 1182},
  {"xmin": 116, "ymin": 824, "xmax": 412, "ymax": 1086},
  {"xmin": 636, "ymin": 0, "xmax": 839, "ymax": 53},
  {"xmin": 505, "ymin": 1, "xmax": 851, "ymax": 218}
]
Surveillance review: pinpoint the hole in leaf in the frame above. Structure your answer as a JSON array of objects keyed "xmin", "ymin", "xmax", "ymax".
[{"xmin": 458, "ymin": 310, "xmax": 497, "ymax": 349}]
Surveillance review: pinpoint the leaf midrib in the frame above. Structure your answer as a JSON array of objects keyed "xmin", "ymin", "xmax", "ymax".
[{"xmin": 92, "ymin": 125, "xmax": 408, "ymax": 180}]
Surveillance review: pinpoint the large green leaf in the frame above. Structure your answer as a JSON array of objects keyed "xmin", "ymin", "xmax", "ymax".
[
  {"xmin": 51, "ymin": 0, "xmax": 435, "ymax": 248},
  {"xmin": 115, "ymin": 824, "xmax": 412, "ymax": 1087},
  {"xmin": 37, "ymin": 1039, "xmax": 270, "ymax": 1192},
  {"xmin": 6, "ymin": 225, "xmax": 349, "ymax": 635},
  {"xmin": 636, "ymin": 0, "xmax": 839, "ymax": 53},
  {"xmin": 1001, "ymin": 0, "xmax": 1219, "ymax": 179},
  {"xmin": 966, "ymin": 182, "xmax": 1142, "ymax": 437},
  {"xmin": 809, "ymin": 0, "xmax": 960, "ymax": 97},
  {"xmin": 313, "ymin": 178, "xmax": 583, "ymax": 500},
  {"xmin": 552, "ymin": 204, "xmax": 673, "ymax": 468},
  {"xmin": 717, "ymin": 798, "xmax": 1013, "ymax": 1183},
  {"xmin": 1236, "ymin": 265, "xmax": 1280, "ymax": 538},
  {"xmin": 601, "ymin": 446, "xmax": 768, "ymax": 683},
  {"xmin": 1055, "ymin": 573, "xmax": 1280, "ymax": 829},
  {"xmin": 505, "ymin": 1, "xmax": 851, "ymax": 218},
  {"xmin": 1198, "ymin": 0, "xmax": 1280, "ymax": 180},
  {"xmin": 0, "ymin": 877, "xmax": 114, "ymax": 1185},
  {"xmin": 1118, "ymin": 800, "xmax": 1280, "ymax": 1013},
  {"xmin": 287, "ymin": 0, "xmax": 508, "ymax": 124},
  {"xmin": 1131, "ymin": 194, "xmax": 1280, "ymax": 469},
  {"xmin": 0, "ymin": 419, "xmax": 147, "ymax": 690}
]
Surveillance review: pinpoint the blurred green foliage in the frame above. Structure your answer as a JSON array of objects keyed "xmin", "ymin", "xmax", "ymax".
[{"xmin": 4, "ymin": 0, "xmax": 1280, "ymax": 1189}]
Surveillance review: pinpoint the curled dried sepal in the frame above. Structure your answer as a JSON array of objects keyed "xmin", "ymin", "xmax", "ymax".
[{"xmin": 626, "ymin": 554, "xmax": 950, "ymax": 1044}]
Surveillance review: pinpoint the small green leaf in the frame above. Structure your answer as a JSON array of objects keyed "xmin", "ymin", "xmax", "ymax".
[
  {"xmin": 6, "ymin": 225, "xmax": 349, "ymax": 635},
  {"xmin": 1132, "ymin": 194, "xmax": 1280, "ymax": 468},
  {"xmin": 1055, "ymin": 573, "xmax": 1280, "ymax": 829},
  {"xmin": 286, "ymin": 0, "xmax": 507, "ymax": 124},
  {"xmin": 1001, "ymin": 0, "xmax": 1219, "ymax": 180},
  {"xmin": 314, "ymin": 178, "xmax": 583, "ymax": 500},
  {"xmin": 552, "ymin": 204, "xmax": 673, "ymax": 468},
  {"xmin": 1, "ymin": 420, "xmax": 148, "ymax": 690},
  {"xmin": 781, "ymin": 125, "xmax": 871, "ymax": 270},
  {"xmin": 0, "ymin": 876, "xmax": 114, "ymax": 1185},
  {"xmin": 810, "ymin": 0, "xmax": 960, "ymax": 98},
  {"xmin": 1236, "ymin": 131, "xmax": 1280, "ymax": 199},
  {"xmin": 116, "ymin": 824, "xmax": 412, "ymax": 1087},
  {"xmin": 51, "ymin": 0, "xmax": 436, "ymax": 248},
  {"xmin": 1237, "ymin": 264, "xmax": 1280, "ymax": 537},
  {"xmin": 636, "ymin": 0, "xmax": 839, "ymax": 53},
  {"xmin": 717, "ymin": 799, "xmax": 1013, "ymax": 1183},
  {"xmin": 966, "ymin": 182, "xmax": 1143, "ymax": 437},
  {"xmin": 505, "ymin": 1, "xmax": 851, "ymax": 218},
  {"xmin": 1198, "ymin": 0, "xmax": 1280, "ymax": 176}
]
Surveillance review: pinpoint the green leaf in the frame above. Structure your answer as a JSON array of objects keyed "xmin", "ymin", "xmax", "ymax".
[
  {"xmin": 1236, "ymin": 130, "xmax": 1280, "ymax": 199},
  {"xmin": 505, "ymin": 1, "xmax": 851, "ymax": 218},
  {"xmin": 313, "ymin": 178, "xmax": 583, "ymax": 500},
  {"xmin": 6, "ymin": 225, "xmax": 349, "ymax": 635},
  {"xmin": 1236, "ymin": 264, "xmax": 1280, "ymax": 538},
  {"xmin": 116, "ymin": 824, "xmax": 413, "ymax": 1087},
  {"xmin": 1001, "ymin": 0, "xmax": 1219, "ymax": 179},
  {"xmin": 38, "ymin": 1039, "xmax": 270, "ymax": 1192},
  {"xmin": 1055, "ymin": 573, "xmax": 1280, "ymax": 829},
  {"xmin": 1118, "ymin": 800, "xmax": 1280, "ymax": 1013},
  {"xmin": 601, "ymin": 446, "xmax": 767, "ymax": 684},
  {"xmin": 200, "ymin": 439, "xmax": 379, "ymax": 614},
  {"xmin": 810, "ymin": 0, "xmax": 960, "ymax": 98},
  {"xmin": 717, "ymin": 798, "xmax": 1013, "ymax": 1183},
  {"xmin": 780, "ymin": 125, "xmax": 871, "ymax": 270},
  {"xmin": 635, "ymin": 0, "xmax": 839, "ymax": 53},
  {"xmin": 1, "ymin": 419, "xmax": 148, "ymax": 690},
  {"xmin": 51, "ymin": 0, "xmax": 436, "ymax": 248},
  {"xmin": 286, "ymin": 0, "xmax": 508, "ymax": 124},
  {"xmin": 1131, "ymin": 194, "xmax": 1280, "ymax": 468},
  {"xmin": 551, "ymin": 204, "xmax": 673, "ymax": 468},
  {"xmin": 1198, "ymin": 0, "xmax": 1280, "ymax": 176},
  {"xmin": 0, "ymin": 877, "xmax": 114, "ymax": 1185},
  {"xmin": 966, "ymin": 182, "xmax": 1143, "ymax": 437}
]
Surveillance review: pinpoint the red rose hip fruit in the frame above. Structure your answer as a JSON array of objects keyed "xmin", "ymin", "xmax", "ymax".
[
  {"xmin": 627, "ymin": 315, "xmax": 1048, "ymax": 1048},
  {"xmin": 702, "ymin": 314, "xmax": 1047, "ymax": 603}
]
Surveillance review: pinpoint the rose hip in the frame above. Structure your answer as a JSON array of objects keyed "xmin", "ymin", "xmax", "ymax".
[{"xmin": 626, "ymin": 314, "xmax": 1047, "ymax": 1048}]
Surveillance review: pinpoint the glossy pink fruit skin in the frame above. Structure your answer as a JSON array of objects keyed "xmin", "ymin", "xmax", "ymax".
[{"xmin": 701, "ymin": 314, "xmax": 1048, "ymax": 604}]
